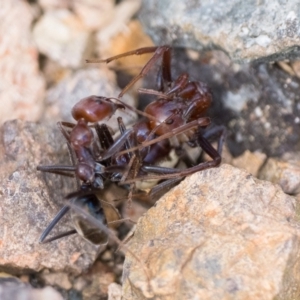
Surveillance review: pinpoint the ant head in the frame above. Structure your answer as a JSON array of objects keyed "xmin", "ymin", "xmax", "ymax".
[{"xmin": 72, "ymin": 96, "xmax": 124, "ymax": 123}]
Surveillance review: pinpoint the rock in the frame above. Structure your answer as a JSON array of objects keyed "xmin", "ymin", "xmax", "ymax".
[
  {"xmin": 33, "ymin": 10, "xmax": 91, "ymax": 68},
  {"xmin": 140, "ymin": 1, "xmax": 300, "ymax": 63},
  {"xmin": 0, "ymin": 120, "xmax": 100, "ymax": 274},
  {"xmin": 45, "ymin": 68, "xmax": 137, "ymax": 131},
  {"xmin": 259, "ymin": 152, "xmax": 300, "ymax": 195},
  {"xmin": 73, "ymin": 0, "xmax": 114, "ymax": 31},
  {"xmin": 0, "ymin": 0, "xmax": 45, "ymax": 123},
  {"xmin": 80, "ymin": 261, "xmax": 115, "ymax": 300},
  {"xmin": 96, "ymin": 0, "xmax": 142, "ymax": 50},
  {"xmin": 230, "ymin": 150, "xmax": 266, "ymax": 177},
  {"xmin": 41, "ymin": 272, "xmax": 72, "ymax": 290},
  {"xmin": 38, "ymin": 0, "xmax": 70, "ymax": 10},
  {"xmin": 0, "ymin": 276, "xmax": 63, "ymax": 300},
  {"xmin": 108, "ymin": 283, "xmax": 122, "ymax": 300},
  {"xmin": 122, "ymin": 164, "xmax": 298, "ymax": 299}
]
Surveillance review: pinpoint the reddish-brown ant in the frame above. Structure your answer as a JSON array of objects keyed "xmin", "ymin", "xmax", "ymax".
[
  {"xmin": 38, "ymin": 46, "xmax": 225, "ymax": 244},
  {"xmin": 91, "ymin": 46, "xmax": 225, "ymax": 188}
]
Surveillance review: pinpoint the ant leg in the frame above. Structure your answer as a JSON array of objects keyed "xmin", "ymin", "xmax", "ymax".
[
  {"xmin": 39, "ymin": 205, "xmax": 70, "ymax": 243},
  {"xmin": 117, "ymin": 117, "xmax": 211, "ymax": 156},
  {"xmin": 95, "ymin": 123, "xmax": 114, "ymax": 150},
  {"xmin": 40, "ymin": 229, "xmax": 77, "ymax": 244},
  {"xmin": 122, "ymin": 127, "xmax": 224, "ymax": 183},
  {"xmin": 202, "ymin": 125, "xmax": 226, "ymax": 155},
  {"xmin": 100, "ymin": 128, "xmax": 133, "ymax": 161},
  {"xmin": 37, "ymin": 165, "xmax": 76, "ymax": 177},
  {"xmin": 87, "ymin": 46, "xmax": 171, "ymax": 97}
]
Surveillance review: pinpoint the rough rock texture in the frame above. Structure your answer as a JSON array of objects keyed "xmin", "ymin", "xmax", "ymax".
[
  {"xmin": 0, "ymin": 120, "xmax": 99, "ymax": 274},
  {"xmin": 33, "ymin": 10, "xmax": 91, "ymax": 68},
  {"xmin": 140, "ymin": 1, "xmax": 300, "ymax": 63},
  {"xmin": 259, "ymin": 152, "xmax": 300, "ymax": 195},
  {"xmin": 45, "ymin": 67, "xmax": 137, "ymax": 131},
  {"xmin": 122, "ymin": 164, "xmax": 299, "ymax": 300},
  {"xmin": 0, "ymin": 0, "xmax": 45, "ymax": 123}
]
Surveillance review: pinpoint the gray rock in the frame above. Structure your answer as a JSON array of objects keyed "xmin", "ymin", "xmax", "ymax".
[
  {"xmin": 122, "ymin": 164, "xmax": 299, "ymax": 299},
  {"xmin": 140, "ymin": 1, "xmax": 300, "ymax": 63},
  {"xmin": 0, "ymin": 0, "xmax": 45, "ymax": 123},
  {"xmin": 0, "ymin": 120, "xmax": 100, "ymax": 274}
]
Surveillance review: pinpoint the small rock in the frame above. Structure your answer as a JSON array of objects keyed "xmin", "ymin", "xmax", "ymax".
[
  {"xmin": 231, "ymin": 150, "xmax": 267, "ymax": 177},
  {"xmin": 45, "ymin": 67, "xmax": 137, "ymax": 131},
  {"xmin": 38, "ymin": 0, "xmax": 70, "ymax": 10},
  {"xmin": 81, "ymin": 261, "xmax": 115, "ymax": 300},
  {"xmin": 96, "ymin": 0, "xmax": 142, "ymax": 49},
  {"xmin": 73, "ymin": 0, "xmax": 114, "ymax": 31},
  {"xmin": 0, "ymin": 276, "xmax": 63, "ymax": 300},
  {"xmin": 33, "ymin": 10, "xmax": 91, "ymax": 68},
  {"xmin": 0, "ymin": 0, "xmax": 45, "ymax": 123},
  {"xmin": 108, "ymin": 283, "xmax": 122, "ymax": 300},
  {"xmin": 122, "ymin": 164, "xmax": 298, "ymax": 299},
  {"xmin": 41, "ymin": 272, "xmax": 72, "ymax": 290},
  {"xmin": 140, "ymin": 1, "xmax": 300, "ymax": 63},
  {"xmin": 0, "ymin": 120, "xmax": 99, "ymax": 274},
  {"xmin": 259, "ymin": 152, "xmax": 300, "ymax": 195}
]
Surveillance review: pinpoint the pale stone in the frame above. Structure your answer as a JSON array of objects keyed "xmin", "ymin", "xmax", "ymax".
[
  {"xmin": 231, "ymin": 150, "xmax": 267, "ymax": 177},
  {"xmin": 73, "ymin": 0, "xmax": 115, "ymax": 31},
  {"xmin": 259, "ymin": 153, "xmax": 300, "ymax": 195},
  {"xmin": 33, "ymin": 10, "xmax": 90, "ymax": 68},
  {"xmin": 122, "ymin": 164, "xmax": 298, "ymax": 299},
  {"xmin": 0, "ymin": 0, "xmax": 45, "ymax": 123}
]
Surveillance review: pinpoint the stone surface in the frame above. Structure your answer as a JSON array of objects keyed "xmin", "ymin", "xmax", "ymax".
[
  {"xmin": 45, "ymin": 67, "xmax": 137, "ymax": 131},
  {"xmin": 122, "ymin": 164, "xmax": 299, "ymax": 300},
  {"xmin": 80, "ymin": 261, "xmax": 116, "ymax": 300},
  {"xmin": 38, "ymin": 0, "xmax": 70, "ymax": 10},
  {"xmin": 0, "ymin": 120, "xmax": 99, "ymax": 274},
  {"xmin": 259, "ymin": 152, "xmax": 300, "ymax": 195},
  {"xmin": 0, "ymin": 0, "xmax": 45, "ymax": 123},
  {"xmin": 96, "ymin": 0, "xmax": 141, "ymax": 50},
  {"xmin": 33, "ymin": 10, "xmax": 91, "ymax": 68},
  {"xmin": 73, "ymin": 0, "xmax": 114, "ymax": 31},
  {"xmin": 230, "ymin": 150, "xmax": 266, "ymax": 177},
  {"xmin": 0, "ymin": 276, "xmax": 63, "ymax": 300},
  {"xmin": 108, "ymin": 283, "xmax": 122, "ymax": 300},
  {"xmin": 140, "ymin": 1, "xmax": 300, "ymax": 63}
]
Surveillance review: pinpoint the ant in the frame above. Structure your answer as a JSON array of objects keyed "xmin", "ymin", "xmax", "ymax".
[
  {"xmin": 89, "ymin": 46, "xmax": 225, "ymax": 190},
  {"xmin": 38, "ymin": 45, "xmax": 225, "ymax": 244}
]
